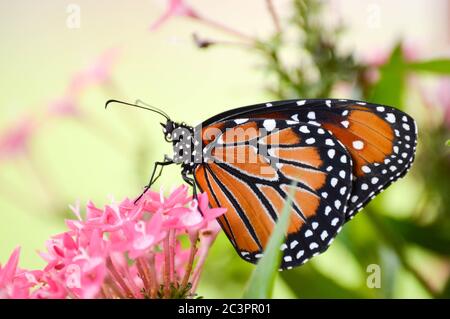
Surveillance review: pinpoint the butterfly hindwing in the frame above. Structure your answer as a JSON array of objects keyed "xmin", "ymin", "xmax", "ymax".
[{"xmin": 194, "ymin": 119, "xmax": 353, "ymax": 269}]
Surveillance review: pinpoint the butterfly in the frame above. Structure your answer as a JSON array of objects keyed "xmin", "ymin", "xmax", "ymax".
[{"xmin": 106, "ymin": 98, "xmax": 418, "ymax": 270}]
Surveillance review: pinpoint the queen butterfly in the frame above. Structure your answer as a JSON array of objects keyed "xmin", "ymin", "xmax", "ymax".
[{"xmin": 106, "ymin": 98, "xmax": 418, "ymax": 270}]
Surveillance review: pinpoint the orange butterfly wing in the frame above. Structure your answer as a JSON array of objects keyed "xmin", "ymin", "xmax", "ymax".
[
  {"xmin": 202, "ymin": 99, "xmax": 417, "ymax": 220},
  {"xmin": 194, "ymin": 119, "xmax": 352, "ymax": 269}
]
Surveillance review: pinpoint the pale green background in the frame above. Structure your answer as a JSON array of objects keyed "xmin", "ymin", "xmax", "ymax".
[{"xmin": 0, "ymin": 0, "xmax": 449, "ymax": 298}]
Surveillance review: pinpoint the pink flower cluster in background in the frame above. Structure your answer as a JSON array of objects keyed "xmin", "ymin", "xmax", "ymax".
[
  {"xmin": 0, "ymin": 48, "xmax": 119, "ymax": 162},
  {"xmin": 0, "ymin": 185, "xmax": 225, "ymax": 299}
]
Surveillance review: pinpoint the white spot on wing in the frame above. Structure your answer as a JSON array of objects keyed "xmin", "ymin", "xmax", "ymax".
[
  {"xmin": 263, "ymin": 119, "xmax": 276, "ymax": 131},
  {"xmin": 328, "ymin": 149, "xmax": 335, "ymax": 159},
  {"xmin": 352, "ymin": 140, "xmax": 364, "ymax": 150},
  {"xmin": 386, "ymin": 113, "xmax": 396, "ymax": 123},
  {"xmin": 299, "ymin": 125, "xmax": 310, "ymax": 133},
  {"xmin": 234, "ymin": 118, "xmax": 248, "ymax": 124}
]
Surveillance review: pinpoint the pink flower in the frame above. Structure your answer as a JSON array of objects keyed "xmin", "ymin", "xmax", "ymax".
[
  {"xmin": 0, "ymin": 185, "xmax": 225, "ymax": 298},
  {"xmin": 191, "ymin": 220, "xmax": 222, "ymax": 291},
  {"xmin": 436, "ymin": 78, "xmax": 450, "ymax": 128},
  {"xmin": 363, "ymin": 42, "xmax": 420, "ymax": 68},
  {"xmin": 48, "ymin": 96, "xmax": 81, "ymax": 118},
  {"xmin": 0, "ymin": 116, "xmax": 36, "ymax": 160},
  {"xmin": 183, "ymin": 192, "xmax": 226, "ymax": 235},
  {"xmin": 47, "ymin": 48, "xmax": 119, "ymax": 119},
  {"xmin": 68, "ymin": 48, "xmax": 119, "ymax": 95},
  {"xmin": 364, "ymin": 48, "xmax": 390, "ymax": 68},
  {"xmin": 150, "ymin": 0, "xmax": 200, "ymax": 30},
  {"xmin": 362, "ymin": 42, "xmax": 421, "ymax": 84},
  {"xmin": 127, "ymin": 212, "xmax": 166, "ymax": 259},
  {"xmin": 0, "ymin": 247, "xmax": 35, "ymax": 299}
]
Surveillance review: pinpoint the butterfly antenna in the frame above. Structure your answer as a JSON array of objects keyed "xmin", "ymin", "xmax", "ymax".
[{"xmin": 105, "ymin": 99, "xmax": 171, "ymax": 121}]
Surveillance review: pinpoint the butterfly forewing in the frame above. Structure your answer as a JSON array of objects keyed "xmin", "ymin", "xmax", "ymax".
[{"xmin": 194, "ymin": 119, "xmax": 353, "ymax": 269}]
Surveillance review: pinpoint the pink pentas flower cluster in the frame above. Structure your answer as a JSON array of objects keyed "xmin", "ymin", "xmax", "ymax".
[{"xmin": 0, "ymin": 185, "xmax": 225, "ymax": 299}]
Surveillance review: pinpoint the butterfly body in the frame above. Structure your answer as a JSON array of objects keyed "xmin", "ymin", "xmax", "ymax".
[{"xmin": 146, "ymin": 98, "xmax": 417, "ymax": 269}]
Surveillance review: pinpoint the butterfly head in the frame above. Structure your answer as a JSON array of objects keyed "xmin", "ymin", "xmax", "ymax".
[
  {"xmin": 160, "ymin": 120, "xmax": 177, "ymax": 142},
  {"xmin": 160, "ymin": 120, "xmax": 192, "ymax": 141},
  {"xmin": 160, "ymin": 120, "xmax": 196, "ymax": 166}
]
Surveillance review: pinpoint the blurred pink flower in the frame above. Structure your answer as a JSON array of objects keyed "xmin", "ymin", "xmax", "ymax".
[
  {"xmin": 150, "ymin": 0, "xmax": 200, "ymax": 30},
  {"xmin": 47, "ymin": 48, "xmax": 119, "ymax": 119},
  {"xmin": 364, "ymin": 42, "xmax": 420, "ymax": 68},
  {"xmin": 191, "ymin": 219, "xmax": 222, "ymax": 291},
  {"xmin": 437, "ymin": 78, "xmax": 450, "ymax": 128},
  {"xmin": 47, "ymin": 96, "xmax": 81, "ymax": 118},
  {"xmin": 362, "ymin": 42, "xmax": 421, "ymax": 84},
  {"xmin": 68, "ymin": 48, "xmax": 119, "ymax": 95},
  {"xmin": 0, "ymin": 116, "xmax": 36, "ymax": 160},
  {"xmin": 0, "ymin": 186, "xmax": 225, "ymax": 299}
]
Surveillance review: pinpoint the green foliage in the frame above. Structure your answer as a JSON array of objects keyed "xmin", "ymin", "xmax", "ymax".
[
  {"xmin": 242, "ymin": 184, "xmax": 295, "ymax": 299},
  {"xmin": 235, "ymin": 0, "xmax": 450, "ymax": 299},
  {"xmin": 383, "ymin": 216, "xmax": 450, "ymax": 256},
  {"xmin": 280, "ymin": 263, "xmax": 374, "ymax": 298},
  {"xmin": 408, "ymin": 59, "xmax": 450, "ymax": 75},
  {"xmin": 369, "ymin": 44, "xmax": 406, "ymax": 109},
  {"xmin": 258, "ymin": 0, "xmax": 359, "ymax": 99},
  {"xmin": 224, "ymin": 0, "xmax": 450, "ymax": 299}
]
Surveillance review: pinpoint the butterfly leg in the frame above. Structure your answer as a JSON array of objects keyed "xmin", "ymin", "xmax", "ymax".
[
  {"xmin": 182, "ymin": 172, "xmax": 197, "ymax": 198},
  {"xmin": 134, "ymin": 157, "xmax": 174, "ymax": 203},
  {"xmin": 182, "ymin": 171, "xmax": 205, "ymax": 216}
]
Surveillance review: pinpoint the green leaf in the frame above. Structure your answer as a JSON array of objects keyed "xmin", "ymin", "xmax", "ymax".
[
  {"xmin": 379, "ymin": 246, "xmax": 400, "ymax": 298},
  {"xmin": 242, "ymin": 183, "xmax": 295, "ymax": 299},
  {"xmin": 446, "ymin": 140, "xmax": 450, "ymax": 147},
  {"xmin": 408, "ymin": 59, "xmax": 450, "ymax": 75},
  {"xmin": 440, "ymin": 277, "xmax": 450, "ymax": 298},
  {"xmin": 382, "ymin": 216, "xmax": 450, "ymax": 256},
  {"xmin": 280, "ymin": 264, "xmax": 374, "ymax": 298},
  {"xmin": 369, "ymin": 43, "xmax": 406, "ymax": 109}
]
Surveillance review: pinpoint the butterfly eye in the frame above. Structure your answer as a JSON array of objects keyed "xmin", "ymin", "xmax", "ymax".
[{"xmin": 160, "ymin": 122, "xmax": 167, "ymax": 133}]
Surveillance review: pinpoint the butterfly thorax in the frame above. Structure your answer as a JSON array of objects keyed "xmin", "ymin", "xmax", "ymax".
[{"xmin": 162, "ymin": 120, "xmax": 202, "ymax": 174}]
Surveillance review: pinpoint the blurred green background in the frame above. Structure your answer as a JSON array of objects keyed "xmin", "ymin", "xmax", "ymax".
[{"xmin": 0, "ymin": 0, "xmax": 449, "ymax": 298}]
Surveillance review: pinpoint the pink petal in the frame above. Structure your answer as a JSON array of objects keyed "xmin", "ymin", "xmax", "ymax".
[
  {"xmin": 150, "ymin": 0, "xmax": 200, "ymax": 31},
  {"xmin": 0, "ymin": 247, "xmax": 21, "ymax": 284}
]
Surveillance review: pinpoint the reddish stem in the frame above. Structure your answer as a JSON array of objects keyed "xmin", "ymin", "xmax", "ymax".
[
  {"xmin": 181, "ymin": 232, "xmax": 199, "ymax": 289},
  {"xmin": 266, "ymin": 0, "xmax": 282, "ymax": 34},
  {"xmin": 105, "ymin": 280, "xmax": 125, "ymax": 299},
  {"xmin": 169, "ymin": 230, "xmax": 176, "ymax": 283},
  {"xmin": 163, "ymin": 234, "xmax": 171, "ymax": 298},
  {"xmin": 198, "ymin": 15, "xmax": 255, "ymax": 43},
  {"xmin": 148, "ymin": 253, "xmax": 158, "ymax": 298},
  {"xmin": 106, "ymin": 257, "xmax": 135, "ymax": 298},
  {"xmin": 136, "ymin": 257, "xmax": 152, "ymax": 293}
]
